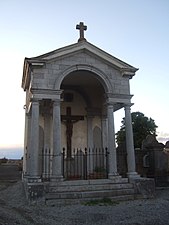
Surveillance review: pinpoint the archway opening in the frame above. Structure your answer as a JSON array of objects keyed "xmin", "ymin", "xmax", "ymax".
[
  {"xmin": 60, "ymin": 70, "xmax": 109, "ymax": 180},
  {"xmin": 60, "ymin": 69, "xmax": 107, "ymax": 158}
]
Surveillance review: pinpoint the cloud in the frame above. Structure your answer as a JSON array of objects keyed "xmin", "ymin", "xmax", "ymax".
[{"xmin": 157, "ymin": 132, "xmax": 169, "ymax": 144}]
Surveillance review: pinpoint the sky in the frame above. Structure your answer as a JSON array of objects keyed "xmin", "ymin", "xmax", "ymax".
[{"xmin": 0, "ymin": 0, "xmax": 169, "ymax": 158}]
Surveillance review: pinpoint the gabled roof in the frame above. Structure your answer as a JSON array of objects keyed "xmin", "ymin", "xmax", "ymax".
[{"xmin": 22, "ymin": 40, "xmax": 138, "ymax": 90}]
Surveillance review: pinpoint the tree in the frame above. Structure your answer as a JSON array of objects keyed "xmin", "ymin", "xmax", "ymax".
[{"xmin": 116, "ymin": 112, "xmax": 158, "ymax": 148}]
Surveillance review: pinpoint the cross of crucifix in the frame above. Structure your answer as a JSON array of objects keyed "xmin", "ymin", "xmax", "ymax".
[
  {"xmin": 76, "ymin": 22, "xmax": 87, "ymax": 42},
  {"xmin": 61, "ymin": 107, "xmax": 84, "ymax": 158}
]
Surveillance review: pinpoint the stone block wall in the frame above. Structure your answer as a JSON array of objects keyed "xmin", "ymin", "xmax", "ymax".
[{"xmin": 31, "ymin": 51, "xmax": 130, "ymax": 95}]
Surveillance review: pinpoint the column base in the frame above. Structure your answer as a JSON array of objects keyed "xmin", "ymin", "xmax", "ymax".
[
  {"xmin": 23, "ymin": 174, "xmax": 42, "ymax": 183},
  {"xmin": 108, "ymin": 173, "xmax": 122, "ymax": 183},
  {"xmin": 127, "ymin": 172, "xmax": 140, "ymax": 181},
  {"xmin": 50, "ymin": 175, "xmax": 64, "ymax": 182}
]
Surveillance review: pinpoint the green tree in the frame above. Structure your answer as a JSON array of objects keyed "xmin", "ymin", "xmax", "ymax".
[{"xmin": 116, "ymin": 112, "xmax": 158, "ymax": 148}]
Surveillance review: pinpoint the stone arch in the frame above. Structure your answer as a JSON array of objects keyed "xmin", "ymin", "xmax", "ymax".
[{"xmin": 54, "ymin": 64, "xmax": 113, "ymax": 93}]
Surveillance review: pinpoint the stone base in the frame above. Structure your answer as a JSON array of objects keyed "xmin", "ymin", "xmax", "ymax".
[
  {"xmin": 22, "ymin": 175, "xmax": 155, "ymax": 204},
  {"xmin": 23, "ymin": 180, "xmax": 46, "ymax": 205},
  {"xmin": 23, "ymin": 175, "xmax": 46, "ymax": 204},
  {"xmin": 131, "ymin": 178, "xmax": 155, "ymax": 198},
  {"xmin": 108, "ymin": 174, "xmax": 122, "ymax": 183},
  {"xmin": 127, "ymin": 172, "xmax": 140, "ymax": 181},
  {"xmin": 50, "ymin": 175, "xmax": 64, "ymax": 182}
]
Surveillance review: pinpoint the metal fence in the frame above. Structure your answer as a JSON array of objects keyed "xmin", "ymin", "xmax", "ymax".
[
  {"xmin": 62, "ymin": 148, "xmax": 109, "ymax": 180},
  {"xmin": 41, "ymin": 147, "xmax": 109, "ymax": 181},
  {"xmin": 41, "ymin": 148, "xmax": 169, "ymax": 183}
]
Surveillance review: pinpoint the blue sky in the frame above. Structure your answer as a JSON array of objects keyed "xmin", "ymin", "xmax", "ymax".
[{"xmin": 0, "ymin": 0, "xmax": 169, "ymax": 157}]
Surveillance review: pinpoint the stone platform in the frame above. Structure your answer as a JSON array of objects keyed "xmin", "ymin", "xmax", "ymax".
[
  {"xmin": 45, "ymin": 178, "xmax": 135, "ymax": 205},
  {"xmin": 24, "ymin": 176, "xmax": 155, "ymax": 205}
]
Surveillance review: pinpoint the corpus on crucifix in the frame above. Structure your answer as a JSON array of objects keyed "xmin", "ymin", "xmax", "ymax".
[
  {"xmin": 61, "ymin": 107, "xmax": 84, "ymax": 158},
  {"xmin": 76, "ymin": 22, "xmax": 87, "ymax": 42}
]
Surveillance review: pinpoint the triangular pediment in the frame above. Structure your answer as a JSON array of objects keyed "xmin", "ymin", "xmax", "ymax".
[
  {"xmin": 26, "ymin": 41, "xmax": 138, "ymax": 72},
  {"xmin": 22, "ymin": 41, "xmax": 138, "ymax": 90}
]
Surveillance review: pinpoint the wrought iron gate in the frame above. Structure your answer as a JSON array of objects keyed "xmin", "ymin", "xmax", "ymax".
[{"xmin": 41, "ymin": 147, "xmax": 109, "ymax": 180}]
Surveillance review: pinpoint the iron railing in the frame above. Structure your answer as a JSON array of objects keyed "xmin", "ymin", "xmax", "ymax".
[
  {"xmin": 62, "ymin": 147, "xmax": 109, "ymax": 180},
  {"xmin": 41, "ymin": 147, "xmax": 109, "ymax": 181}
]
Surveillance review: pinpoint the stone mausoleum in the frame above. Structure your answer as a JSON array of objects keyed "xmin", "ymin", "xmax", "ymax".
[{"xmin": 22, "ymin": 22, "xmax": 154, "ymax": 203}]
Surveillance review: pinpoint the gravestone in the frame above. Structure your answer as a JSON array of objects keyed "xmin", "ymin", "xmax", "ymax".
[
  {"xmin": 142, "ymin": 135, "xmax": 169, "ymax": 184},
  {"xmin": 164, "ymin": 141, "xmax": 169, "ymax": 153}
]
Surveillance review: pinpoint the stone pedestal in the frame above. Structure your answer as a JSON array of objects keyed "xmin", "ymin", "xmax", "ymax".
[{"xmin": 132, "ymin": 178, "xmax": 155, "ymax": 198}]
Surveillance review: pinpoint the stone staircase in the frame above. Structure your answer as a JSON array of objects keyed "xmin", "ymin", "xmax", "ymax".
[{"xmin": 45, "ymin": 178, "xmax": 136, "ymax": 205}]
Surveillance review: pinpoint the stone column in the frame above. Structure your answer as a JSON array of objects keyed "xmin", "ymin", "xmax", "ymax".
[
  {"xmin": 29, "ymin": 100, "xmax": 40, "ymax": 178},
  {"xmin": 23, "ymin": 113, "xmax": 31, "ymax": 176},
  {"xmin": 51, "ymin": 100, "xmax": 63, "ymax": 181},
  {"xmin": 107, "ymin": 104, "xmax": 118, "ymax": 178},
  {"xmin": 124, "ymin": 104, "xmax": 139, "ymax": 179}
]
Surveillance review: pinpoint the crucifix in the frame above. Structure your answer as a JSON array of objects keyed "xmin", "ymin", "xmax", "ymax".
[
  {"xmin": 61, "ymin": 107, "xmax": 84, "ymax": 158},
  {"xmin": 76, "ymin": 22, "xmax": 87, "ymax": 42}
]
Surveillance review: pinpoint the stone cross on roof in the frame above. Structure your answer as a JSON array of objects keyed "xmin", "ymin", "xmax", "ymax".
[{"xmin": 76, "ymin": 22, "xmax": 87, "ymax": 42}]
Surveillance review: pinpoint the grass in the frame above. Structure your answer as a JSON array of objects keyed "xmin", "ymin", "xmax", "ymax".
[{"xmin": 83, "ymin": 198, "xmax": 119, "ymax": 206}]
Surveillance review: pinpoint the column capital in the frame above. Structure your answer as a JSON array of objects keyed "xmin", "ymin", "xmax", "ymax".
[
  {"xmin": 101, "ymin": 115, "xmax": 107, "ymax": 120},
  {"xmin": 26, "ymin": 112, "xmax": 31, "ymax": 117},
  {"xmin": 53, "ymin": 99, "xmax": 61, "ymax": 107},
  {"xmin": 105, "ymin": 97, "xmax": 116, "ymax": 109},
  {"xmin": 30, "ymin": 98, "xmax": 40, "ymax": 104},
  {"xmin": 107, "ymin": 103, "xmax": 114, "ymax": 111},
  {"xmin": 124, "ymin": 103, "xmax": 134, "ymax": 110}
]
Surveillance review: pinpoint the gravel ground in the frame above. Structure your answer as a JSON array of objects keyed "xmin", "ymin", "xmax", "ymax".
[{"xmin": 0, "ymin": 181, "xmax": 169, "ymax": 225}]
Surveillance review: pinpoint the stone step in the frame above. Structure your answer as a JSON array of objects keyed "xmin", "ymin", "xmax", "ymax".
[
  {"xmin": 48, "ymin": 182, "xmax": 133, "ymax": 193},
  {"xmin": 49, "ymin": 178, "xmax": 129, "ymax": 187},
  {"xmin": 45, "ymin": 194, "xmax": 135, "ymax": 206},
  {"xmin": 46, "ymin": 188, "xmax": 134, "ymax": 200},
  {"xmin": 45, "ymin": 178, "xmax": 135, "ymax": 205},
  {"xmin": 45, "ymin": 188, "xmax": 135, "ymax": 206}
]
